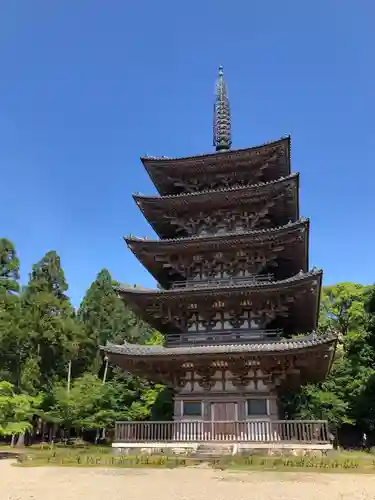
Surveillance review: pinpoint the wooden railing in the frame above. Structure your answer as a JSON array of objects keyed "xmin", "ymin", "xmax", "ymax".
[
  {"xmin": 165, "ymin": 329, "xmax": 282, "ymax": 346},
  {"xmin": 115, "ymin": 420, "xmax": 329, "ymax": 444},
  {"xmin": 170, "ymin": 274, "xmax": 274, "ymax": 290}
]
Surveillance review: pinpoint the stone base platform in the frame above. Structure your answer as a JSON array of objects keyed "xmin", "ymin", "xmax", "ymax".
[{"xmin": 112, "ymin": 441, "xmax": 333, "ymax": 457}]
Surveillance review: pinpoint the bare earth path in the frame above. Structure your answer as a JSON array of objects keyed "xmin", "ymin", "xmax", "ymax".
[{"xmin": 2, "ymin": 460, "xmax": 375, "ymax": 500}]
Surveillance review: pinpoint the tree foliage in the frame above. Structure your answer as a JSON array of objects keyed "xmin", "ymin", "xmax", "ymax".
[
  {"xmin": 319, "ymin": 282, "xmax": 368, "ymax": 335},
  {"xmin": 0, "ymin": 238, "xmax": 20, "ymax": 294},
  {"xmin": 283, "ymin": 282, "xmax": 375, "ymax": 438},
  {"xmin": 0, "ymin": 381, "xmax": 41, "ymax": 438},
  {"xmin": 0, "ymin": 240, "xmax": 171, "ymax": 444},
  {"xmin": 42, "ymin": 374, "xmax": 109, "ymax": 431}
]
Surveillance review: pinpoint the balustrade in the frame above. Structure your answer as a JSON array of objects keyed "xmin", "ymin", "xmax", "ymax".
[
  {"xmin": 170, "ymin": 274, "xmax": 274, "ymax": 290},
  {"xmin": 165, "ymin": 329, "xmax": 281, "ymax": 346},
  {"xmin": 114, "ymin": 420, "xmax": 329, "ymax": 444}
]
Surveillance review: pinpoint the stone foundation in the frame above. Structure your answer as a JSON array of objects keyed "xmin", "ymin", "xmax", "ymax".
[{"xmin": 112, "ymin": 442, "xmax": 332, "ymax": 457}]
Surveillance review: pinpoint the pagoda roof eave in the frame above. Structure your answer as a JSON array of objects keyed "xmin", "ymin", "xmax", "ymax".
[
  {"xmin": 141, "ymin": 137, "xmax": 291, "ymax": 196},
  {"xmin": 102, "ymin": 332, "xmax": 337, "ymax": 385},
  {"xmin": 133, "ymin": 173, "xmax": 298, "ymax": 204},
  {"xmin": 134, "ymin": 174, "xmax": 300, "ymax": 239},
  {"xmin": 116, "ymin": 270, "xmax": 322, "ymax": 334},
  {"xmin": 140, "ymin": 136, "xmax": 290, "ymax": 166},
  {"xmin": 116, "ymin": 268, "xmax": 322, "ymax": 298},
  {"xmin": 125, "ymin": 219, "xmax": 310, "ymax": 288},
  {"xmin": 101, "ymin": 332, "xmax": 336, "ymax": 359},
  {"xmin": 125, "ymin": 217, "xmax": 309, "ymax": 247}
]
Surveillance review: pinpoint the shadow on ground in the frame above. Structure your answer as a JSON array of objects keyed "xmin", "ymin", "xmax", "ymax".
[{"xmin": 0, "ymin": 451, "xmax": 19, "ymax": 460}]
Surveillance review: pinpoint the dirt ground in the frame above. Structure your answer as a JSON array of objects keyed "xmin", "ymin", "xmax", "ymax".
[{"xmin": 2, "ymin": 460, "xmax": 375, "ymax": 500}]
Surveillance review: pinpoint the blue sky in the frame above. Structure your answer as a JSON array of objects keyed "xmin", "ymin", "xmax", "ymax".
[{"xmin": 0, "ymin": 1, "xmax": 374, "ymax": 308}]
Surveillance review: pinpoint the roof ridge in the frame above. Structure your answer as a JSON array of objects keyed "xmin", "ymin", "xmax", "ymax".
[{"xmin": 133, "ymin": 173, "xmax": 299, "ymax": 202}]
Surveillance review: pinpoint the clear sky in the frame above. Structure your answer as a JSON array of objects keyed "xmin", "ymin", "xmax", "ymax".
[{"xmin": 0, "ymin": 1, "xmax": 374, "ymax": 308}]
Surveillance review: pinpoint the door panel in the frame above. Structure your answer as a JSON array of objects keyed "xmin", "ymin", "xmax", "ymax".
[
  {"xmin": 211, "ymin": 402, "xmax": 237, "ymax": 438},
  {"xmin": 212, "ymin": 402, "xmax": 236, "ymax": 421}
]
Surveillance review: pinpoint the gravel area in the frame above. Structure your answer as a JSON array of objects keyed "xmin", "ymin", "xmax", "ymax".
[{"xmin": 1, "ymin": 460, "xmax": 375, "ymax": 500}]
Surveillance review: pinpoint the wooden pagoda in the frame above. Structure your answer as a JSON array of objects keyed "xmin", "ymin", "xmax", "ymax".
[{"xmin": 103, "ymin": 67, "xmax": 336, "ymax": 450}]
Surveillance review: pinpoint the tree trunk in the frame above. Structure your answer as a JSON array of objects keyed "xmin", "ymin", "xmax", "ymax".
[
  {"xmin": 15, "ymin": 433, "xmax": 25, "ymax": 447},
  {"xmin": 95, "ymin": 429, "xmax": 100, "ymax": 444},
  {"xmin": 10, "ymin": 435, "xmax": 16, "ymax": 447}
]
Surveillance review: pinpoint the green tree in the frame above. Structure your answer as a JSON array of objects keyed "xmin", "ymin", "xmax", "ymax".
[
  {"xmin": 0, "ymin": 238, "xmax": 20, "ymax": 294},
  {"xmin": 77, "ymin": 269, "xmax": 156, "ymax": 374},
  {"xmin": 0, "ymin": 241, "xmax": 174, "ymax": 442},
  {"xmin": 286, "ymin": 283, "xmax": 375, "ymax": 436},
  {"xmin": 78, "ymin": 269, "xmax": 154, "ymax": 347},
  {"xmin": 42, "ymin": 374, "xmax": 106, "ymax": 435},
  {"xmin": 282, "ymin": 384, "xmax": 351, "ymax": 429},
  {"xmin": 0, "ymin": 381, "xmax": 41, "ymax": 446},
  {"xmin": 320, "ymin": 282, "xmax": 369, "ymax": 335},
  {"xmin": 0, "ymin": 240, "xmax": 24, "ymax": 386},
  {"xmin": 41, "ymin": 373, "xmax": 135, "ymax": 437},
  {"xmin": 78, "ymin": 269, "xmax": 130, "ymax": 347},
  {"xmin": 21, "ymin": 251, "xmax": 85, "ymax": 390},
  {"xmin": 24, "ymin": 250, "xmax": 69, "ymax": 302}
]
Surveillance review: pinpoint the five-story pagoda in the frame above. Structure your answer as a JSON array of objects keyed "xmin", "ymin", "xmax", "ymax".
[{"xmin": 103, "ymin": 67, "xmax": 336, "ymax": 426}]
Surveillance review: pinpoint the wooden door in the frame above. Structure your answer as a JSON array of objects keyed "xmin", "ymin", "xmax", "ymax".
[
  {"xmin": 211, "ymin": 402, "xmax": 237, "ymax": 439},
  {"xmin": 212, "ymin": 402, "xmax": 236, "ymax": 421}
]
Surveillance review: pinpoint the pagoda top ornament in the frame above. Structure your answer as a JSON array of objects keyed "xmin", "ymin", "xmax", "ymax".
[{"xmin": 213, "ymin": 66, "xmax": 232, "ymax": 152}]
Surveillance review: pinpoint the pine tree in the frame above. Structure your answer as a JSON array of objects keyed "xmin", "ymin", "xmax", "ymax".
[
  {"xmin": 0, "ymin": 239, "xmax": 23, "ymax": 386},
  {"xmin": 21, "ymin": 251, "xmax": 84, "ymax": 390},
  {"xmin": 78, "ymin": 269, "xmax": 131, "ymax": 346},
  {"xmin": 24, "ymin": 250, "xmax": 69, "ymax": 302},
  {"xmin": 0, "ymin": 238, "xmax": 20, "ymax": 294},
  {"xmin": 78, "ymin": 268, "xmax": 154, "ymax": 348}
]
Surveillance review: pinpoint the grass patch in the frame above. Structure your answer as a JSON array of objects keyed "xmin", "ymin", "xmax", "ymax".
[
  {"xmin": 6, "ymin": 444, "xmax": 375, "ymax": 473},
  {"xmin": 16, "ymin": 451, "xmax": 200, "ymax": 468},
  {"xmin": 0, "ymin": 442, "xmax": 111, "ymax": 455},
  {"xmin": 216, "ymin": 455, "xmax": 375, "ymax": 473}
]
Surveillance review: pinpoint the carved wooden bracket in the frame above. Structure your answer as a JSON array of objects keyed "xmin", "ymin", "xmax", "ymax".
[{"xmin": 196, "ymin": 365, "xmax": 217, "ymax": 390}]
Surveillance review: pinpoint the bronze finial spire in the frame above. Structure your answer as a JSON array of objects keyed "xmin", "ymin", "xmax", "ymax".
[{"xmin": 213, "ymin": 65, "xmax": 232, "ymax": 152}]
